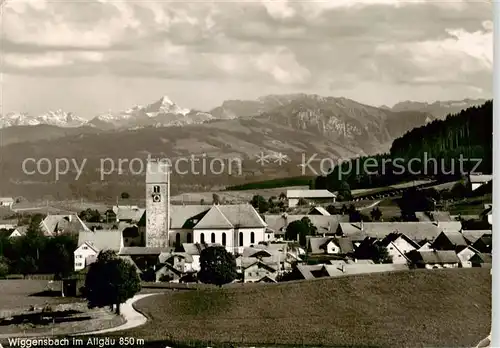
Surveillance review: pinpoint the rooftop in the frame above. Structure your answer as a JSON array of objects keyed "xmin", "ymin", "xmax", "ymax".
[{"xmin": 287, "ymin": 189, "xmax": 336, "ymax": 199}]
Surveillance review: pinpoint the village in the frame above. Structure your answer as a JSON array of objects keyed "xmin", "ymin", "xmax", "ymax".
[{"xmin": 0, "ymin": 163, "xmax": 492, "ymax": 287}]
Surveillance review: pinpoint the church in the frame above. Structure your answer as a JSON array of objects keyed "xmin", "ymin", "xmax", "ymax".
[{"xmin": 144, "ymin": 160, "xmax": 272, "ymax": 253}]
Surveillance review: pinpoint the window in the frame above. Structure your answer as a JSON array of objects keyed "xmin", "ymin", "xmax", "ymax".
[
  {"xmin": 200, "ymin": 233, "xmax": 205, "ymax": 244},
  {"xmin": 222, "ymin": 233, "xmax": 226, "ymax": 246},
  {"xmin": 76, "ymin": 263, "xmax": 82, "ymax": 267},
  {"xmin": 211, "ymin": 233, "xmax": 215, "ymax": 243},
  {"xmin": 82, "ymin": 246, "xmax": 87, "ymax": 250},
  {"xmin": 239, "ymin": 232, "xmax": 243, "ymax": 246},
  {"xmin": 175, "ymin": 233, "xmax": 181, "ymax": 247},
  {"xmin": 187, "ymin": 233, "xmax": 192, "ymax": 243},
  {"xmin": 250, "ymin": 232, "xmax": 255, "ymax": 244},
  {"xmin": 153, "ymin": 185, "xmax": 160, "ymax": 193}
]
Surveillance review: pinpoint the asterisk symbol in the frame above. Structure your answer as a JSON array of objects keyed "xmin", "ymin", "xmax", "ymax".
[
  {"xmin": 255, "ymin": 152, "xmax": 270, "ymax": 166},
  {"xmin": 272, "ymin": 152, "xmax": 289, "ymax": 165}
]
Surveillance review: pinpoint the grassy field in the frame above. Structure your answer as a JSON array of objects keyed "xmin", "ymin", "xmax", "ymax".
[
  {"xmin": 117, "ymin": 268, "xmax": 490, "ymax": 347},
  {"xmin": 0, "ymin": 280, "xmax": 81, "ymax": 312}
]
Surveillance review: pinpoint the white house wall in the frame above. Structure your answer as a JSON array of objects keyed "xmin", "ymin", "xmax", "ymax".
[{"xmin": 74, "ymin": 244, "xmax": 97, "ymax": 271}]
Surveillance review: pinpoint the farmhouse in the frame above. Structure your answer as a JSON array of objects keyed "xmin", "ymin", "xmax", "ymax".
[
  {"xmin": 406, "ymin": 250, "xmax": 460, "ymax": 269},
  {"xmin": 41, "ymin": 214, "xmax": 91, "ymax": 236},
  {"xmin": 378, "ymin": 233, "xmax": 420, "ymax": 264},
  {"xmin": 74, "ymin": 230, "xmax": 123, "ymax": 271},
  {"xmin": 0, "ymin": 197, "xmax": 14, "ymax": 207},
  {"xmin": 264, "ymin": 213, "xmax": 349, "ymax": 238},
  {"xmin": 466, "ymin": 173, "xmax": 492, "ymax": 191},
  {"xmin": 286, "ymin": 189, "xmax": 336, "ymax": 207}
]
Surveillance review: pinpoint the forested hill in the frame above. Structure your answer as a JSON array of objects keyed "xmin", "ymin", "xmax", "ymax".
[
  {"xmin": 314, "ymin": 100, "xmax": 492, "ymax": 193},
  {"xmin": 390, "ymin": 100, "xmax": 492, "ymax": 174}
]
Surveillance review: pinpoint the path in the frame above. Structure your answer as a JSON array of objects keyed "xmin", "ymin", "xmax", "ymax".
[
  {"xmin": 73, "ymin": 293, "xmax": 160, "ymax": 336},
  {"xmin": 359, "ymin": 200, "xmax": 381, "ymax": 211}
]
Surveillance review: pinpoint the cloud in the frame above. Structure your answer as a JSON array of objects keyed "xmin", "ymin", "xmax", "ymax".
[{"xmin": 0, "ymin": 0, "xmax": 493, "ymax": 114}]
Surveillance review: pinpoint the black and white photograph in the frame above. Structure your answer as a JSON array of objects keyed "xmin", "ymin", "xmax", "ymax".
[{"xmin": 0, "ymin": 0, "xmax": 494, "ymax": 347}]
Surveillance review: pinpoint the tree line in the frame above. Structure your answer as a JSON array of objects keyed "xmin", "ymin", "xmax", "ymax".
[{"xmin": 0, "ymin": 214, "xmax": 77, "ymax": 279}]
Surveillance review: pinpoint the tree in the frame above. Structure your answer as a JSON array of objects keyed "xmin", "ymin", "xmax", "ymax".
[
  {"xmin": 198, "ymin": 246, "xmax": 237, "ymax": 287},
  {"xmin": 337, "ymin": 181, "xmax": 352, "ymax": 201},
  {"xmin": 451, "ymin": 182, "xmax": 467, "ymax": 199},
  {"xmin": 370, "ymin": 207, "xmax": 383, "ymax": 221},
  {"xmin": 372, "ymin": 244, "xmax": 393, "ymax": 264},
  {"xmin": 43, "ymin": 234, "xmax": 77, "ymax": 279},
  {"xmin": 285, "ymin": 217, "xmax": 316, "ymax": 246},
  {"xmin": 348, "ymin": 204, "xmax": 362, "ymax": 222},
  {"xmin": 78, "ymin": 209, "xmax": 101, "ymax": 223},
  {"xmin": 326, "ymin": 205, "xmax": 338, "ymax": 215},
  {"xmin": 297, "ymin": 198, "xmax": 309, "ymax": 206},
  {"xmin": 120, "ymin": 192, "xmax": 130, "ymax": 199},
  {"xmin": 84, "ymin": 250, "xmax": 141, "ymax": 314},
  {"xmin": 200, "ymin": 198, "xmax": 205, "ymax": 205},
  {"xmin": 250, "ymin": 195, "xmax": 269, "ymax": 213},
  {"xmin": 0, "ymin": 256, "xmax": 9, "ymax": 279},
  {"xmin": 278, "ymin": 192, "xmax": 287, "ymax": 201},
  {"xmin": 212, "ymin": 193, "xmax": 221, "ymax": 205}
]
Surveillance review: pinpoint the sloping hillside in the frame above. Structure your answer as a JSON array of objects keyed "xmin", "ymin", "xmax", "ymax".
[{"xmin": 124, "ymin": 268, "xmax": 490, "ymax": 347}]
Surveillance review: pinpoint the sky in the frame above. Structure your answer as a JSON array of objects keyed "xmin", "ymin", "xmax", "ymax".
[{"xmin": 0, "ymin": 0, "xmax": 493, "ymax": 118}]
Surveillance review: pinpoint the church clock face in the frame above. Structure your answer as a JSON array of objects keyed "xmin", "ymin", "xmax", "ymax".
[{"xmin": 152, "ymin": 193, "xmax": 161, "ymax": 203}]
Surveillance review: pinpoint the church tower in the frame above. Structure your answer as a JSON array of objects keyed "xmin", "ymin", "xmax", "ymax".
[{"xmin": 145, "ymin": 160, "xmax": 170, "ymax": 247}]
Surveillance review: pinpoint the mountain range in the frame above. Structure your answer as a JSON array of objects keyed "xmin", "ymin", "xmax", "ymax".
[
  {"xmin": 0, "ymin": 94, "xmax": 488, "ymax": 200},
  {"xmin": 1, "ymin": 95, "xmax": 486, "ymax": 130}
]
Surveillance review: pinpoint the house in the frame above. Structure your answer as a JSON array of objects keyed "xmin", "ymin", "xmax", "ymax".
[
  {"xmin": 264, "ymin": 213, "xmax": 349, "ymax": 239},
  {"xmin": 431, "ymin": 231, "xmax": 468, "ymax": 251},
  {"xmin": 417, "ymin": 241, "xmax": 434, "ymax": 251},
  {"xmin": 41, "ymin": 214, "xmax": 91, "ymax": 236},
  {"xmin": 406, "ymin": 250, "xmax": 460, "ymax": 269},
  {"xmin": 461, "ymin": 230, "xmax": 491, "ymax": 244},
  {"xmin": 472, "ymin": 234, "xmax": 492, "ymax": 253},
  {"xmin": 236, "ymin": 244, "xmax": 301, "ymax": 274},
  {"xmin": 74, "ymin": 229, "xmax": 124, "ymax": 271},
  {"xmin": 155, "ymin": 263, "xmax": 184, "ymax": 282},
  {"xmin": 466, "ymin": 174, "xmax": 492, "ymax": 191},
  {"xmin": 337, "ymin": 222, "xmax": 445, "ymax": 243},
  {"xmin": 480, "ymin": 204, "xmax": 493, "ymax": 225},
  {"xmin": 378, "ymin": 233, "xmax": 420, "ymax": 264},
  {"xmin": 307, "ymin": 236, "xmax": 354, "ymax": 255},
  {"xmin": 308, "ymin": 206, "xmax": 331, "ymax": 216},
  {"xmin": 161, "ymin": 252, "xmax": 195, "ymax": 273},
  {"xmin": 113, "ymin": 206, "xmax": 145, "ymax": 224},
  {"xmin": 456, "ymin": 245, "xmax": 481, "ymax": 266},
  {"xmin": 0, "ymin": 197, "xmax": 14, "ymax": 207},
  {"xmin": 287, "ymin": 189, "xmax": 336, "ymax": 207},
  {"xmin": 243, "ymin": 261, "xmax": 277, "ymax": 283},
  {"xmin": 469, "ymin": 252, "xmax": 492, "ymax": 267}
]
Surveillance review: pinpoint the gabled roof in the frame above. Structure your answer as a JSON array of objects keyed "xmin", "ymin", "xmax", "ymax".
[
  {"xmin": 164, "ymin": 252, "xmax": 194, "ymax": 264},
  {"xmin": 434, "ymin": 231, "xmax": 468, "ymax": 247},
  {"xmin": 308, "ymin": 237, "xmax": 332, "ymax": 254},
  {"xmin": 114, "ymin": 206, "xmax": 145, "ymax": 222},
  {"xmin": 119, "ymin": 255, "xmax": 142, "ymax": 274},
  {"xmin": 264, "ymin": 214, "xmax": 348, "ymax": 235},
  {"xmin": 468, "ymin": 174, "xmax": 492, "ymax": 183},
  {"xmin": 470, "ymin": 253, "xmax": 492, "ymax": 264},
  {"xmin": 181, "ymin": 243, "xmax": 205, "ymax": 255},
  {"xmin": 287, "ymin": 189, "xmax": 336, "ymax": 199},
  {"xmin": 379, "ymin": 232, "xmax": 420, "ymax": 249},
  {"xmin": 77, "ymin": 230, "xmax": 122, "ymax": 252},
  {"xmin": 119, "ymin": 246, "xmax": 172, "ymax": 256},
  {"xmin": 338, "ymin": 222, "xmax": 443, "ymax": 242},
  {"xmin": 170, "ymin": 205, "xmax": 210, "ymax": 229},
  {"xmin": 193, "ymin": 204, "xmax": 266, "ymax": 229},
  {"xmin": 216, "ymin": 204, "xmax": 267, "ymax": 228},
  {"xmin": 308, "ymin": 206, "xmax": 331, "ymax": 216},
  {"xmin": 244, "ymin": 261, "xmax": 277, "ymax": 272},
  {"xmin": 257, "ymin": 275, "xmax": 277, "ymax": 283},
  {"xmin": 462, "ymin": 230, "xmax": 492, "ymax": 244},
  {"xmin": 193, "ymin": 205, "xmax": 234, "ymax": 229},
  {"xmin": 408, "ymin": 250, "xmax": 460, "ymax": 264},
  {"xmin": 42, "ymin": 214, "xmax": 90, "ymax": 236},
  {"xmin": 249, "ymin": 249, "xmax": 273, "ymax": 258}
]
